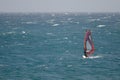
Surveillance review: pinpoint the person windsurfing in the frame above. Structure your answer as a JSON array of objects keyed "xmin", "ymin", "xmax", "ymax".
[{"xmin": 84, "ymin": 29, "xmax": 94, "ymax": 57}]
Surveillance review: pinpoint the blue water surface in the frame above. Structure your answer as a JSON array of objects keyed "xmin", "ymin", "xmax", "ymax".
[{"xmin": 0, "ymin": 13, "xmax": 120, "ymax": 80}]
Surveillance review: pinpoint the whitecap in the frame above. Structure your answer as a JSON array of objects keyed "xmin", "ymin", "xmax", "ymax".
[
  {"xmin": 45, "ymin": 66, "xmax": 48, "ymax": 69},
  {"xmin": 46, "ymin": 19, "xmax": 55, "ymax": 24},
  {"xmin": 36, "ymin": 64, "xmax": 46, "ymax": 68},
  {"xmin": 88, "ymin": 18, "xmax": 101, "ymax": 22},
  {"xmin": 63, "ymin": 37, "xmax": 68, "ymax": 40},
  {"xmin": 22, "ymin": 31, "xmax": 26, "ymax": 34},
  {"xmin": 2, "ymin": 31, "xmax": 15, "ymax": 35},
  {"xmin": 7, "ymin": 31, "xmax": 15, "ymax": 34},
  {"xmin": 52, "ymin": 24, "xmax": 59, "ymax": 26},
  {"xmin": 46, "ymin": 33, "xmax": 53, "ymax": 35},
  {"xmin": 16, "ymin": 43, "xmax": 24, "ymax": 46},
  {"xmin": 82, "ymin": 55, "xmax": 102, "ymax": 59},
  {"xmin": 88, "ymin": 56, "xmax": 102, "ymax": 59},
  {"xmin": 97, "ymin": 25, "xmax": 106, "ymax": 28},
  {"xmin": 74, "ymin": 22, "xmax": 80, "ymax": 24},
  {"xmin": 46, "ymin": 33, "xmax": 55, "ymax": 36},
  {"xmin": 22, "ymin": 21, "xmax": 37, "ymax": 24},
  {"xmin": 67, "ymin": 65, "xmax": 72, "ymax": 67}
]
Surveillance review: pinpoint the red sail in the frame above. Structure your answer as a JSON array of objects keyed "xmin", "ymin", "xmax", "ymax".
[{"xmin": 84, "ymin": 30, "xmax": 94, "ymax": 56}]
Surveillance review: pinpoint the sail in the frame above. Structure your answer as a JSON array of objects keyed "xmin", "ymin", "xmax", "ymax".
[{"xmin": 84, "ymin": 30, "xmax": 94, "ymax": 56}]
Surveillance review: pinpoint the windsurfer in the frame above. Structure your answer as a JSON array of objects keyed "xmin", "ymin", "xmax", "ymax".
[{"xmin": 84, "ymin": 29, "xmax": 94, "ymax": 57}]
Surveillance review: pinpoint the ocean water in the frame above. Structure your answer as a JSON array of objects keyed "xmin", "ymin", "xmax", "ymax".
[{"xmin": 0, "ymin": 13, "xmax": 120, "ymax": 80}]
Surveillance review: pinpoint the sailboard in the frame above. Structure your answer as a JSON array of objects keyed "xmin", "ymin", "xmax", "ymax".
[{"xmin": 83, "ymin": 30, "xmax": 95, "ymax": 58}]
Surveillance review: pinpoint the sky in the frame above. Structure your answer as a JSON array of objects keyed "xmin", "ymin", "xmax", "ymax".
[{"xmin": 0, "ymin": 0, "xmax": 120, "ymax": 13}]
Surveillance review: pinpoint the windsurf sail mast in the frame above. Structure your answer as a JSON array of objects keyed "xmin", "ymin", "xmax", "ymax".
[{"xmin": 84, "ymin": 30, "xmax": 94, "ymax": 57}]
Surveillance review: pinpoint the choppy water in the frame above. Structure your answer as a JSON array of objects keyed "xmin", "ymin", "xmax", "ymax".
[{"xmin": 0, "ymin": 13, "xmax": 120, "ymax": 80}]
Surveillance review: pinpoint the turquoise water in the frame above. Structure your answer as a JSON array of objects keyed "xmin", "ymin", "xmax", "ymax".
[{"xmin": 0, "ymin": 13, "xmax": 120, "ymax": 80}]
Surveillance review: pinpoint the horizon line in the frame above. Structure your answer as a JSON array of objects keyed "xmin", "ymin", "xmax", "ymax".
[{"xmin": 0, "ymin": 11, "xmax": 120, "ymax": 14}]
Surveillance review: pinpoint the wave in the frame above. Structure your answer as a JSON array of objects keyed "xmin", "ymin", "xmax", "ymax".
[
  {"xmin": 22, "ymin": 21, "xmax": 37, "ymax": 24},
  {"xmin": 97, "ymin": 25, "xmax": 106, "ymax": 28},
  {"xmin": 46, "ymin": 19, "xmax": 55, "ymax": 24},
  {"xmin": 88, "ymin": 55, "xmax": 102, "ymax": 59},
  {"xmin": 88, "ymin": 18, "xmax": 101, "ymax": 22},
  {"xmin": 0, "ymin": 64, "xmax": 8, "ymax": 67},
  {"xmin": 52, "ymin": 24, "xmax": 59, "ymax": 27},
  {"xmin": 22, "ymin": 31, "xmax": 26, "ymax": 34},
  {"xmin": 46, "ymin": 32, "xmax": 55, "ymax": 36},
  {"xmin": 83, "ymin": 55, "xmax": 102, "ymax": 59},
  {"xmin": 1, "ymin": 31, "xmax": 16, "ymax": 35}
]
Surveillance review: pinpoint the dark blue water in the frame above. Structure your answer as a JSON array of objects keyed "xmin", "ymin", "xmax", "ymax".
[{"xmin": 0, "ymin": 13, "xmax": 120, "ymax": 80}]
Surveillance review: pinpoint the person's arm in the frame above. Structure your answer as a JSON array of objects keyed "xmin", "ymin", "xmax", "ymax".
[
  {"xmin": 84, "ymin": 34, "xmax": 87, "ymax": 51},
  {"xmin": 84, "ymin": 41, "xmax": 86, "ymax": 51}
]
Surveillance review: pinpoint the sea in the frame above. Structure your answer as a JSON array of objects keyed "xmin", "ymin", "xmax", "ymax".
[{"xmin": 0, "ymin": 12, "xmax": 120, "ymax": 80}]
